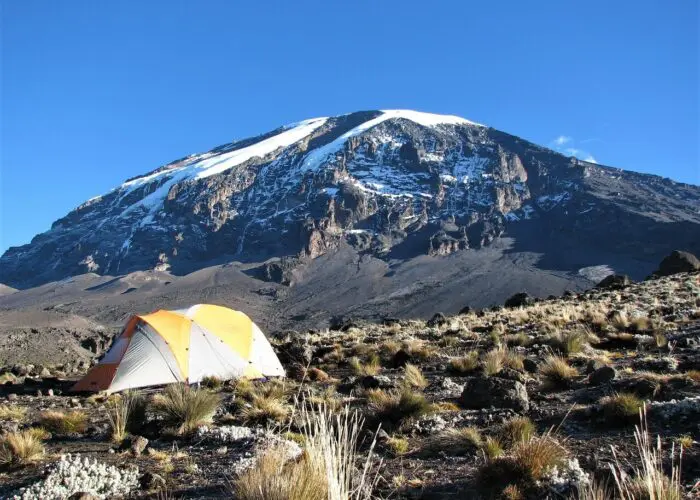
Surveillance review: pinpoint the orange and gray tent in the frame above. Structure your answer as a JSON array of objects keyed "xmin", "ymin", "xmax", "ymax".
[{"xmin": 72, "ymin": 304, "xmax": 284, "ymax": 393}]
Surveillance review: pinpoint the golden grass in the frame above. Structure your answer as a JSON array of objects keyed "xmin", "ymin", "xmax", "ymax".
[
  {"xmin": 386, "ymin": 436, "xmax": 409, "ymax": 456},
  {"xmin": 106, "ymin": 390, "xmax": 145, "ymax": 442},
  {"xmin": 498, "ymin": 416, "xmax": 535, "ymax": 448},
  {"xmin": 151, "ymin": 384, "xmax": 220, "ymax": 435},
  {"xmin": 367, "ymin": 388, "xmax": 434, "ymax": 429},
  {"xmin": 38, "ymin": 410, "xmax": 88, "ymax": 435},
  {"xmin": 0, "ymin": 405, "xmax": 27, "ymax": 422},
  {"xmin": 0, "ymin": 430, "xmax": 45, "ymax": 466},
  {"xmin": 540, "ymin": 355, "xmax": 578, "ymax": 389},
  {"xmin": 235, "ymin": 405, "xmax": 379, "ymax": 500},
  {"xmin": 240, "ymin": 393, "xmax": 290, "ymax": 426},
  {"xmin": 402, "ymin": 363, "xmax": 428, "ymax": 390},
  {"xmin": 423, "ymin": 427, "xmax": 482, "ymax": 455},
  {"xmin": 600, "ymin": 393, "xmax": 643, "ymax": 425},
  {"xmin": 448, "ymin": 351, "xmax": 479, "ymax": 375},
  {"xmin": 610, "ymin": 407, "xmax": 682, "ymax": 500},
  {"xmin": 348, "ymin": 354, "xmax": 382, "ymax": 376}
]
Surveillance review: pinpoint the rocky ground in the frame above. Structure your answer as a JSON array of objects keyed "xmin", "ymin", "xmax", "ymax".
[{"xmin": 0, "ymin": 266, "xmax": 699, "ymax": 499}]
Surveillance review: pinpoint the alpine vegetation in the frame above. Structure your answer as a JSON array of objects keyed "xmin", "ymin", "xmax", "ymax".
[{"xmin": 11, "ymin": 454, "xmax": 139, "ymax": 499}]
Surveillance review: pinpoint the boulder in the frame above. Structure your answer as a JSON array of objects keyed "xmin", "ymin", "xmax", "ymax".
[
  {"xmin": 495, "ymin": 367, "xmax": 527, "ymax": 384},
  {"xmin": 523, "ymin": 358, "xmax": 539, "ymax": 373},
  {"xmin": 460, "ymin": 376, "xmax": 529, "ymax": 412},
  {"xmin": 653, "ymin": 250, "xmax": 700, "ymax": 277},
  {"xmin": 589, "ymin": 366, "xmax": 616, "ymax": 385},
  {"xmin": 391, "ymin": 349, "xmax": 411, "ymax": 368},
  {"xmin": 427, "ymin": 312, "xmax": 448, "ymax": 327},
  {"xmin": 458, "ymin": 306, "xmax": 473, "ymax": 315},
  {"xmin": 139, "ymin": 471, "xmax": 166, "ymax": 490},
  {"xmin": 504, "ymin": 293, "xmax": 533, "ymax": 308},
  {"xmin": 596, "ymin": 274, "xmax": 632, "ymax": 290}
]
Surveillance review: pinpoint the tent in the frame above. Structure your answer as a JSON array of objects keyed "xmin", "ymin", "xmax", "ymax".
[{"xmin": 72, "ymin": 304, "xmax": 284, "ymax": 393}]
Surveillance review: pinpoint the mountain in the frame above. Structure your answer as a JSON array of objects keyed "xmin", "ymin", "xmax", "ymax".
[
  {"xmin": 0, "ymin": 109, "xmax": 699, "ymax": 349},
  {"xmin": 3, "ymin": 109, "xmax": 699, "ymax": 290}
]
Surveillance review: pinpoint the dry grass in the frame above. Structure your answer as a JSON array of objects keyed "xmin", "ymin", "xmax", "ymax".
[
  {"xmin": 600, "ymin": 393, "xmax": 643, "ymax": 425},
  {"xmin": 240, "ymin": 393, "xmax": 290, "ymax": 426},
  {"xmin": 0, "ymin": 430, "xmax": 45, "ymax": 466},
  {"xmin": 367, "ymin": 388, "xmax": 434, "ymax": 429},
  {"xmin": 235, "ymin": 405, "xmax": 379, "ymax": 500},
  {"xmin": 151, "ymin": 384, "xmax": 220, "ymax": 435},
  {"xmin": 385, "ymin": 436, "xmax": 409, "ymax": 456},
  {"xmin": 575, "ymin": 479, "xmax": 614, "ymax": 499},
  {"xmin": 348, "ymin": 355, "xmax": 382, "ymax": 376},
  {"xmin": 423, "ymin": 427, "xmax": 482, "ymax": 456},
  {"xmin": 477, "ymin": 432, "xmax": 568, "ymax": 495},
  {"xmin": 548, "ymin": 329, "xmax": 589, "ymax": 356},
  {"xmin": 38, "ymin": 410, "xmax": 88, "ymax": 435},
  {"xmin": 482, "ymin": 348, "xmax": 504, "ymax": 375},
  {"xmin": 540, "ymin": 355, "xmax": 578, "ymax": 389},
  {"xmin": 0, "ymin": 405, "xmax": 27, "ymax": 422},
  {"xmin": 234, "ymin": 445, "xmax": 328, "ymax": 500},
  {"xmin": 499, "ymin": 416, "xmax": 535, "ymax": 448},
  {"xmin": 401, "ymin": 339, "xmax": 437, "ymax": 361},
  {"xmin": 511, "ymin": 433, "xmax": 568, "ymax": 480},
  {"xmin": 448, "ymin": 352, "xmax": 479, "ymax": 375},
  {"xmin": 481, "ymin": 436, "xmax": 504, "ymax": 460},
  {"xmin": 106, "ymin": 390, "xmax": 146, "ymax": 442},
  {"xmin": 610, "ymin": 407, "xmax": 682, "ymax": 500},
  {"xmin": 201, "ymin": 375, "xmax": 224, "ymax": 390},
  {"xmin": 402, "ymin": 363, "xmax": 428, "ymax": 390}
]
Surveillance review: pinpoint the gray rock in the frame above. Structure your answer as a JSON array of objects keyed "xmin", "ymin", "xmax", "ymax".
[
  {"xmin": 139, "ymin": 471, "xmax": 166, "ymax": 490},
  {"xmin": 504, "ymin": 293, "xmax": 533, "ymax": 308},
  {"xmin": 130, "ymin": 435, "xmax": 149, "ymax": 456},
  {"xmin": 460, "ymin": 376, "xmax": 529, "ymax": 412},
  {"xmin": 589, "ymin": 366, "xmax": 616, "ymax": 385},
  {"xmin": 495, "ymin": 367, "xmax": 527, "ymax": 384},
  {"xmin": 596, "ymin": 274, "xmax": 632, "ymax": 290},
  {"xmin": 653, "ymin": 250, "xmax": 700, "ymax": 277},
  {"xmin": 427, "ymin": 312, "xmax": 448, "ymax": 327},
  {"xmin": 523, "ymin": 358, "xmax": 539, "ymax": 373}
]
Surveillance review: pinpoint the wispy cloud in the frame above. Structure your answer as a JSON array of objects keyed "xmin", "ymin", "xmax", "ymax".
[{"xmin": 550, "ymin": 135, "xmax": 598, "ymax": 164}]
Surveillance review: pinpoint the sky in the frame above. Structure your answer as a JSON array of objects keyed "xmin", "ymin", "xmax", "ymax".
[{"xmin": 1, "ymin": 0, "xmax": 698, "ymax": 253}]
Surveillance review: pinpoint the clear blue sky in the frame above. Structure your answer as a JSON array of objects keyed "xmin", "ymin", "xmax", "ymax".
[{"xmin": 1, "ymin": 0, "xmax": 698, "ymax": 253}]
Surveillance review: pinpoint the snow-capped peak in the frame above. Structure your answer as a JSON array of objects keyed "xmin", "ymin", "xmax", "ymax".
[{"xmin": 379, "ymin": 109, "xmax": 485, "ymax": 127}]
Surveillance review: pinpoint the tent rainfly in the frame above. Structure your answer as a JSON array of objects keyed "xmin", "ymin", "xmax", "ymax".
[{"xmin": 72, "ymin": 304, "xmax": 284, "ymax": 393}]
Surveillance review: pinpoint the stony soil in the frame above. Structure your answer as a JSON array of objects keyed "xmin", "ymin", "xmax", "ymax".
[{"xmin": 0, "ymin": 272, "xmax": 699, "ymax": 499}]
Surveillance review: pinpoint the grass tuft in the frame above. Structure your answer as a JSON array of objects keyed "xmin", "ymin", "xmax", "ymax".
[
  {"xmin": 499, "ymin": 416, "xmax": 535, "ymax": 448},
  {"xmin": 402, "ymin": 363, "xmax": 428, "ymax": 390},
  {"xmin": 600, "ymin": 392, "xmax": 643, "ymax": 425},
  {"xmin": 367, "ymin": 388, "xmax": 434, "ymax": 430},
  {"xmin": 151, "ymin": 384, "xmax": 220, "ymax": 435},
  {"xmin": 38, "ymin": 410, "xmax": 88, "ymax": 435},
  {"xmin": 0, "ymin": 405, "xmax": 27, "ymax": 422},
  {"xmin": 540, "ymin": 355, "xmax": 578, "ymax": 389},
  {"xmin": 0, "ymin": 430, "xmax": 45, "ymax": 466},
  {"xmin": 348, "ymin": 354, "xmax": 382, "ymax": 376},
  {"xmin": 423, "ymin": 427, "xmax": 482, "ymax": 456},
  {"xmin": 106, "ymin": 390, "xmax": 146, "ymax": 442},
  {"xmin": 448, "ymin": 352, "xmax": 479, "ymax": 375},
  {"xmin": 610, "ymin": 406, "xmax": 682, "ymax": 500}
]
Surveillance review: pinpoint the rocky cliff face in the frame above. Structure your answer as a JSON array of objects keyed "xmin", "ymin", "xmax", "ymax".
[{"xmin": 2, "ymin": 110, "xmax": 699, "ymax": 289}]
